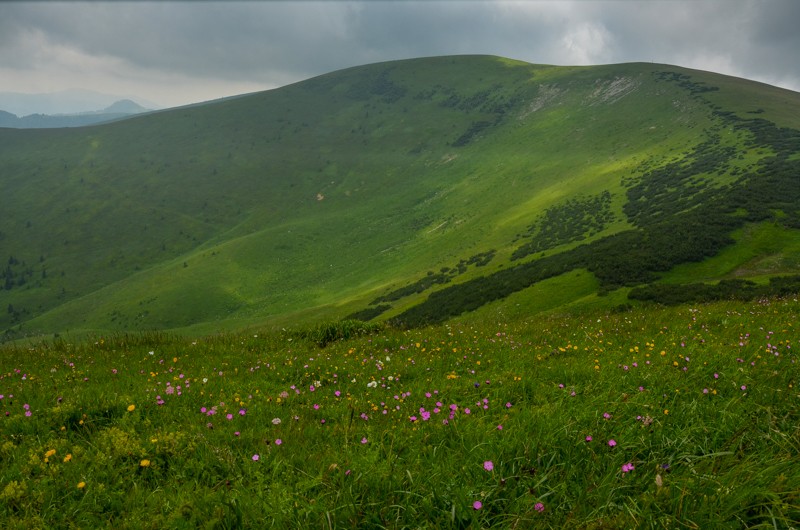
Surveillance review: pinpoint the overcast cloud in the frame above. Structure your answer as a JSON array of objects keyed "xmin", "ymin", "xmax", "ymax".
[{"xmin": 1, "ymin": 0, "xmax": 798, "ymax": 110}]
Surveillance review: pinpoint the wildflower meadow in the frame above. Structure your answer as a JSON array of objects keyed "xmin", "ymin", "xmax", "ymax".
[{"xmin": 1, "ymin": 297, "xmax": 798, "ymax": 528}]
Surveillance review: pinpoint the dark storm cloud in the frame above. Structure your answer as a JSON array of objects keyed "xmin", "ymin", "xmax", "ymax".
[
  {"xmin": 591, "ymin": 0, "xmax": 800, "ymax": 85},
  {"xmin": 1, "ymin": 1, "xmax": 798, "ymax": 108},
  {"xmin": 2, "ymin": 3, "xmax": 327, "ymax": 77},
  {"xmin": 740, "ymin": 0, "xmax": 800, "ymax": 86}
]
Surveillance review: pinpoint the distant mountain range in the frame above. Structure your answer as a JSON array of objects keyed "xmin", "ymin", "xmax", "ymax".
[
  {"xmin": 0, "ymin": 88, "xmax": 159, "ymax": 115},
  {"xmin": 0, "ymin": 98, "xmax": 153, "ymax": 128}
]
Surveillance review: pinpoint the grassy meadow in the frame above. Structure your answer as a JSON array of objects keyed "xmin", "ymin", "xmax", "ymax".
[
  {"xmin": 1, "ymin": 297, "xmax": 798, "ymax": 528},
  {"xmin": 2, "ymin": 55, "xmax": 800, "ymax": 527}
]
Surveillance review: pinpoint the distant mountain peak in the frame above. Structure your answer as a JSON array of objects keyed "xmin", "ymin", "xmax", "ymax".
[{"xmin": 103, "ymin": 99, "xmax": 150, "ymax": 114}]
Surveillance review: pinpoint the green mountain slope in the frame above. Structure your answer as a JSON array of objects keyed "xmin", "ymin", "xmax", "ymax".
[{"xmin": 1, "ymin": 55, "xmax": 799, "ymax": 338}]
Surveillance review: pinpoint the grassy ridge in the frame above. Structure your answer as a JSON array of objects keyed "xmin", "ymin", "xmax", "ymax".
[
  {"xmin": 0, "ymin": 297, "xmax": 797, "ymax": 527},
  {"xmin": 1, "ymin": 56, "xmax": 799, "ymax": 338}
]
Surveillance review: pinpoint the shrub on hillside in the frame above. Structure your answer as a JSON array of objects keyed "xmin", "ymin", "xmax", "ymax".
[{"xmin": 296, "ymin": 319, "xmax": 385, "ymax": 347}]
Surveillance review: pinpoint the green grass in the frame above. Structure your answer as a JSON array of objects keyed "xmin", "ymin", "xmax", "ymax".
[
  {"xmin": 451, "ymin": 269, "xmax": 603, "ymax": 324},
  {"xmin": 2, "ymin": 56, "xmax": 799, "ymax": 339},
  {"xmin": 661, "ymin": 223, "xmax": 800, "ymax": 284},
  {"xmin": 1, "ymin": 297, "xmax": 798, "ymax": 527}
]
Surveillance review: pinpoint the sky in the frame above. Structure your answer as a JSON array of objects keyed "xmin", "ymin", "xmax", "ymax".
[{"xmin": 1, "ymin": 0, "xmax": 799, "ymax": 111}]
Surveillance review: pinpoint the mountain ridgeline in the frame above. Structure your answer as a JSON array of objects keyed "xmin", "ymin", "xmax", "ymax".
[{"xmin": 1, "ymin": 56, "xmax": 799, "ymax": 338}]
